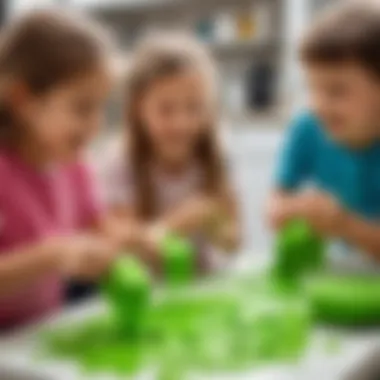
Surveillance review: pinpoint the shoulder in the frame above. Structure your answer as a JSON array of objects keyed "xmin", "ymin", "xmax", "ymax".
[
  {"xmin": 288, "ymin": 109, "xmax": 322, "ymax": 139},
  {"xmin": 95, "ymin": 134, "xmax": 131, "ymax": 181},
  {"xmin": 0, "ymin": 152, "xmax": 17, "ymax": 195}
]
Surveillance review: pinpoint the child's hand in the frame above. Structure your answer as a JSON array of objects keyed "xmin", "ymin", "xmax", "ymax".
[
  {"xmin": 178, "ymin": 195, "xmax": 220, "ymax": 227},
  {"xmin": 266, "ymin": 193, "xmax": 295, "ymax": 230},
  {"xmin": 160, "ymin": 194, "xmax": 220, "ymax": 236},
  {"xmin": 296, "ymin": 191, "xmax": 347, "ymax": 236},
  {"xmin": 48, "ymin": 235, "xmax": 118, "ymax": 280}
]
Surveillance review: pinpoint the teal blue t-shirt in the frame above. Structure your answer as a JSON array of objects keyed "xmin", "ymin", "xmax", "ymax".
[{"xmin": 276, "ymin": 111, "xmax": 380, "ymax": 220}]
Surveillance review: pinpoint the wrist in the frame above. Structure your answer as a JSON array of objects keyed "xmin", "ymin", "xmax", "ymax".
[
  {"xmin": 39, "ymin": 238, "xmax": 62, "ymax": 271},
  {"xmin": 337, "ymin": 211, "xmax": 354, "ymax": 238}
]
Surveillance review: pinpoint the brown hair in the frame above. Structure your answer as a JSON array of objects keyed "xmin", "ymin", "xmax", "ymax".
[
  {"xmin": 125, "ymin": 33, "xmax": 226, "ymax": 219},
  {"xmin": 300, "ymin": 2, "xmax": 380, "ymax": 77},
  {"xmin": 0, "ymin": 9, "xmax": 112, "ymax": 143}
]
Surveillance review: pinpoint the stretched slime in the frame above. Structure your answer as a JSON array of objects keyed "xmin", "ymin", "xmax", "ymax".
[
  {"xmin": 160, "ymin": 233, "xmax": 195, "ymax": 284},
  {"xmin": 273, "ymin": 219, "xmax": 325, "ymax": 285}
]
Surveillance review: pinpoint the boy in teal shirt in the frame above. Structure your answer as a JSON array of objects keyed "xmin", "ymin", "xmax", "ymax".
[{"xmin": 268, "ymin": 3, "xmax": 380, "ymax": 261}]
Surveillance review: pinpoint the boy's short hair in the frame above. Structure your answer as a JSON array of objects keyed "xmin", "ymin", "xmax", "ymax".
[{"xmin": 300, "ymin": 2, "xmax": 380, "ymax": 77}]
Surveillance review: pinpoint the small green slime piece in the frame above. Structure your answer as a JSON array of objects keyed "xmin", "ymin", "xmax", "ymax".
[
  {"xmin": 160, "ymin": 234, "xmax": 195, "ymax": 285},
  {"xmin": 101, "ymin": 256, "xmax": 151, "ymax": 340},
  {"xmin": 272, "ymin": 220, "xmax": 325, "ymax": 286}
]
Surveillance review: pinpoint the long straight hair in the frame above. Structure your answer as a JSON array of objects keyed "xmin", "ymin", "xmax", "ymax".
[{"xmin": 124, "ymin": 33, "xmax": 227, "ymax": 219}]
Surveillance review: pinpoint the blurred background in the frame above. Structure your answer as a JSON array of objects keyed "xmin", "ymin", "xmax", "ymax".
[{"xmin": 4, "ymin": 0, "xmax": 338, "ymax": 255}]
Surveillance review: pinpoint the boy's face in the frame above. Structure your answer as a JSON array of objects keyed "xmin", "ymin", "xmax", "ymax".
[{"xmin": 305, "ymin": 62, "xmax": 380, "ymax": 146}]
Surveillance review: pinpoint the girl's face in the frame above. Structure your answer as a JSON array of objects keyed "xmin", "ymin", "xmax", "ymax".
[
  {"xmin": 139, "ymin": 69, "xmax": 213, "ymax": 166},
  {"xmin": 20, "ymin": 69, "xmax": 110, "ymax": 163}
]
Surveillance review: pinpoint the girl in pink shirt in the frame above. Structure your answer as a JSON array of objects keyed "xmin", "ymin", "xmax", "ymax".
[
  {"xmin": 0, "ymin": 10, "xmax": 118, "ymax": 329},
  {"xmin": 100, "ymin": 33, "xmax": 241, "ymax": 273}
]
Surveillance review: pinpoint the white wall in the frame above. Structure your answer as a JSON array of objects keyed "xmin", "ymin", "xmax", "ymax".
[{"xmin": 281, "ymin": 0, "xmax": 311, "ymax": 114}]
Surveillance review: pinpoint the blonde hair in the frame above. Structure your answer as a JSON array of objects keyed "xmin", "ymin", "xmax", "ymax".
[{"xmin": 124, "ymin": 32, "xmax": 226, "ymax": 219}]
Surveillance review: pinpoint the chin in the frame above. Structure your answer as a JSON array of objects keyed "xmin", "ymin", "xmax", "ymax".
[{"xmin": 57, "ymin": 150, "xmax": 80, "ymax": 164}]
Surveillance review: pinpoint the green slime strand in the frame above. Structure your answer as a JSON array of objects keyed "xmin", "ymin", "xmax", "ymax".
[
  {"xmin": 272, "ymin": 220, "xmax": 325, "ymax": 286},
  {"xmin": 101, "ymin": 256, "xmax": 151, "ymax": 340},
  {"xmin": 160, "ymin": 234, "xmax": 195, "ymax": 285}
]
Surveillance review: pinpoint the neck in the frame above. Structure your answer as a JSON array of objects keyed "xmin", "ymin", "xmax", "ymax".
[
  {"xmin": 345, "ymin": 126, "xmax": 379, "ymax": 150},
  {"xmin": 12, "ymin": 138, "xmax": 52, "ymax": 169},
  {"xmin": 153, "ymin": 155, "xmax": 194, "ymax": 177}
]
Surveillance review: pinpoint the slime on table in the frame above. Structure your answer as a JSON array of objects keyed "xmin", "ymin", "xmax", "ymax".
[{"xmin": 41, "ymin": 224, "xmax": 380, "ymax": 377}]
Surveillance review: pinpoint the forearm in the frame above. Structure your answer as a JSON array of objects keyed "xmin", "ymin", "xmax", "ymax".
[
  {"xmin": 340, "ymin": 214, "xmax": 380, "ymax": 259},
  {"xmin": 0, "ymin": 242, "xmax": 57, "ymax": 296}
]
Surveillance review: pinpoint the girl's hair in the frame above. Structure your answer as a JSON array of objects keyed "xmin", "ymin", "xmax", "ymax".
[
  {"xmin": 125, "ymin": 33, "xmax": 226, "ymax": 219},
  {"xmin": 0, "ymin": 9, "xmax": 112, "ymax": 143}
]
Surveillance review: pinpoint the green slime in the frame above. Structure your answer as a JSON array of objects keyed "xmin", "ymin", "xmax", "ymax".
[
  {"xmin": 42, "ymin": 278, "xmax": 310, "ymax": 377},
  {"xmin": 160, "ymin": 233, "xmax": 195, "ymax": 285},
  {"xmin": 307, "ymin": 275, "xmax": 380, "ymax": 326},
  {"xmin": 40, "ymin": 225, "xmax": 380, "ymax": 377},
  {"xmin": 272, "ymin": 219, "xmax": 325, "ymax": 285}
]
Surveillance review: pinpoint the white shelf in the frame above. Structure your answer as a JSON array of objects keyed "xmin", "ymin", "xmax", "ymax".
[
  {"xmin": 77, "ymin": 0, "xmax": 277, "ymax": 15},
  {"xmin": 77, "ymin": 0, "xmax": 194, "ymax": 14},
  {"xmin": 210, "ymin": 39, "xmax": 278, "ymax": 57}
]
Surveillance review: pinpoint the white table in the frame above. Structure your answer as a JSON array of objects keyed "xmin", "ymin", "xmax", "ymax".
[{"xmin": 0, "ymin": 255, "xmax": 379, "ymax": 380}]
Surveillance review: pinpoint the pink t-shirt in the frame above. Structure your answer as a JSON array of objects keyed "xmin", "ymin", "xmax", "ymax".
[{"xmin": 0, "ymin": 150, "xmax": 101, "ymax": 328}]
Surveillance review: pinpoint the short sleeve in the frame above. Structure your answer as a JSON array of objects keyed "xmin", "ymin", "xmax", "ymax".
[
  {"xmin": 94, "ymin": 138, "xmax": 135, "ymax": 208},
  {"xmin": 274, "ymin": 111, "xmax": 318, "ymax": 191}
]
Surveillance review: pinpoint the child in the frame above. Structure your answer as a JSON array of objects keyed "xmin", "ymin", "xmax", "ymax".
[
  {"xmin": 268, "ymin": 3, "xmax": 380, "ymax": 263},
  {"xmin": 0, "ymin": 10, "xmax": 118, "ymax": 329},
  {"xmin": 100, "ymin": 33, "xmax": 240, "ymax": 273}
]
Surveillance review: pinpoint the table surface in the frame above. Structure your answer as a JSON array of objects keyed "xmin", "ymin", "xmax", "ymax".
[{"xmin": 0, "ymin": 255, "xmax": 379, "ymax": 380}]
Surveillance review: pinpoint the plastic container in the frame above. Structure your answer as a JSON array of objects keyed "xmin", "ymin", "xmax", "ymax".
[{"xmin": 307, "ymin": 275, "xmax": 380, "ymax": 326}]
